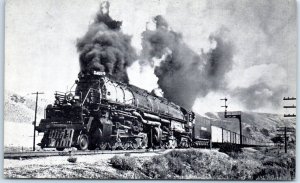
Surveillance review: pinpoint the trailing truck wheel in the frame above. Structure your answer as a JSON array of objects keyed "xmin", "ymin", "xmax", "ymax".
[{"xmin": 77, "ymin": 134, "xmax": 89, "ymax": 150}]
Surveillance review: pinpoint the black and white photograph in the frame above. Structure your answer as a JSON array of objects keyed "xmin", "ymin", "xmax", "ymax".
[{"xmin": 3, "ymin": 0, "xmax": 297, "ymax": 180}]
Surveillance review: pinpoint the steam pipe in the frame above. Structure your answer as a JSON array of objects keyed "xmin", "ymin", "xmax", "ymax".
[{"xmin": 132, "ymin": 111, "xmax": 161, "ymax": 127}]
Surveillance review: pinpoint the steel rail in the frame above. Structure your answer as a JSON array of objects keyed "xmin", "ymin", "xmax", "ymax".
[{"xmin": 4, "ymin": 149, "xmax": 165, "ymax": 159}]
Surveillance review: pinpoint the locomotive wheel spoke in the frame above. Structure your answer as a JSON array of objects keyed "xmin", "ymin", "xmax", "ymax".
[
  {"xmin": 100, "ymin": 143, "xmax": 107, "ymax": 150},
  {"xmin": 124, "ymin": 141, "xmax": 134, "ymax": 150},
  {"xmin": 129, "ymin": 141, "xmax": 134, "ymax": 150},
  {"xmin": 166, "ymin": 141, "xmax": 171, "ymax": 149},
  {"xmin": 78, "ymin": 134, "xmax": 89, "ymax": 151},
  {"xmin": 114, "ymin": 141, "xmax": 124, "ymax": 150},
  {"xmin": 111, "ymin": 136, "xmax": 124, "ymax": 150},
  {"xmin": 168, "ymin": 139, "xmax": 177, "ymax": 149},
  {"xmin": 162, "ymin": 142, "xmax": 168, "ymax": 149},
  {"xmin": 133, "ymin": 138, "xmax": 140, "ymax": 149},
  {"xmin": 124, "ymin": 142, "xmax": 129, "ymax": 150}
]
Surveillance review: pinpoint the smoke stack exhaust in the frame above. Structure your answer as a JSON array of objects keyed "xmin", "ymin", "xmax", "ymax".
[
  {"xmin": 100, "ymin": 1, "xmax": 110, "ymax": 15},
  {"xmin": 76, "ymin": 1, "xmax": 137, "ymax": 83},
  {"xmin": 140, "ymin": 15, "xmax": 234, "ymax": 109}
]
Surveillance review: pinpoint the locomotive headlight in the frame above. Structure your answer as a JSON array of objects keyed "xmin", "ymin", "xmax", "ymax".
[{"xmin": 67, "ymin": 93, "xmax": 73, "ymax": 101}]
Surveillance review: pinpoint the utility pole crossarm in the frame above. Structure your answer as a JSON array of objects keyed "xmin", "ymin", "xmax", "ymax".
[
  {"xmin": 284, "ymin": 114, "xmax": 296, "ymax": 117},
  {"xmin": 281, "ymin": 96, "xmax": 296, "ymax": 153},
  {"xmin": 283, "ymin": 97, "xmax": 296, "ymax": 100},
  {"xmin": 283, "ymin": 96, "xmax": 296, "ymax": 127},
  {"xmin": 32, "ymin": 92, "xmax": 45, "ymax": 95},
  {"xmin": 283, "ymin": 105, "xmax": 296, "ymax": 109}
]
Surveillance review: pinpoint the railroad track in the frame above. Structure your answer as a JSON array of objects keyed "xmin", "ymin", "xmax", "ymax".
[
  {"xmin": 4, "ymin": 149, "xmax": 165, "ymax": 159},
  {"xmin": 4, "ymin": 144, "xmax": 271, "ymax": 160}
]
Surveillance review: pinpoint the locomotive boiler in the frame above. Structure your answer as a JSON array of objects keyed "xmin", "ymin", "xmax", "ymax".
[{"xmin": 37, "ymin": 71, "xmax": 200, "ymax": 151}]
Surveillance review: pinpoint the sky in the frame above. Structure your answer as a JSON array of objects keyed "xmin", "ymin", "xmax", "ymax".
[{"xmin": 5, "ymin": 0, "xmax": 297, "ymax": 115}]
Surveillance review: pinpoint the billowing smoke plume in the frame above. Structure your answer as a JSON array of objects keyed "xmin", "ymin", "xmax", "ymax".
[
  {"xmin": 141, "ymin": 15, "xmax": 234, "ymax": 109},
  {"xmin": 204, "ymin": 34, "xmax": 234, "ymax": 91},
  {"xmin": 75, "ymin": 1, "xmax": 293, "ymax": 112},
  {"xmin": 233, "ymin": 83, "xmax": 287, "ymax": 110},
  {"xmin": 77, "ymin": 1, "xmax": 137, "ymax": 83}
]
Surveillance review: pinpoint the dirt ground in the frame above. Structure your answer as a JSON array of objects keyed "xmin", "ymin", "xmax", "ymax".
[
  {"xmin": 4, "ymin": 147, "xmax": 295, "ymax": 180},
  {"xmin": 4, "ymin": 149, "xmax": 172, "ymax": 179}
]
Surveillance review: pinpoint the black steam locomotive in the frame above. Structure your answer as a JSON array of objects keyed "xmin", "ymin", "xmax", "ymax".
[{"xmin": 36, "ymin": 71, "xmax": 211, "ymax": 151}]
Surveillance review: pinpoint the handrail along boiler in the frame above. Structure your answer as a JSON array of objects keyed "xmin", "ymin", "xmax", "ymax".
[{"xmin": 37, "ymin": 71, "xmax": 199, "ymax": 150}]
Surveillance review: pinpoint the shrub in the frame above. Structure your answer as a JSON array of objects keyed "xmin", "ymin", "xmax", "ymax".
[
  {"xmin": 124, "ymin": 152, "xmax": 131, "ymax": 157},
  {"xmin": 141, "ymin": 156, "xmax": 169, "ymax": 179},
  {"xmin": 110, "ymin": 155, "xmax": 136, "ymax": 171},
  {"xmin": 67, "ymin": 157, "xmax": 77, "ymax": 163},
  {"xmin": 108, "ymin": 148, "xmax": 295, "ymax": 180},
  {"xmin": 260, "ymin": 128, "xmax": 269, "ymax": 136}
]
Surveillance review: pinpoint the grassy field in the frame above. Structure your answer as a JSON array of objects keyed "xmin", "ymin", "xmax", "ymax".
[{"xmin": 4, "ymin": 146, "xmax": 295, "ymax": 180}]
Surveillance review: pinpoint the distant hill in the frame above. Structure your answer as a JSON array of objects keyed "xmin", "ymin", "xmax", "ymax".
[
  {"xmin": 4, "ymin": 90, "xmax": 52, "ymax": 124},
  {"xmin": 204, "ymin": 111, "xmax": 296, "ymax": 142}
]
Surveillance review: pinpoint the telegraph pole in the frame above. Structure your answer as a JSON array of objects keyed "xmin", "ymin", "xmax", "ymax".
[
  {"xmin": 276, "ymin": 127, "xmax": 295, "ymax": 153},
  {"xmin": 280, "ymin": 96, "xmax": 296, "ymax": 153},
  {"xmin": 283, "ymin": 97, "xmax": 296, "ymax": 117},
  {"xmin": 284, "ymin": 127, "xmax": 287, "ymax": 153},
  {"xmin": 32, "ymin": 92, "xmax": 44, "ymax": 151},
  {"xmin": 221, "ymin": 98, "xmax": 242, "ymax": 146}
]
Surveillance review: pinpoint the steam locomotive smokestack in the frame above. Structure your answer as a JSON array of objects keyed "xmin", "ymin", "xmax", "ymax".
[{"xmin": 76, "ymin": 1, "xmax": 137, "ymax": 83}]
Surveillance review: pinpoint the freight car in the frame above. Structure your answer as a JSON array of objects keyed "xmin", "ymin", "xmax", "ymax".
[
  {"xmin": 211, "ymin": 126, "xmax": 268, "ymax": 147},
  {"xmin": 36, "ymin": 71, "xmax": 209, "ymax": 150}
]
